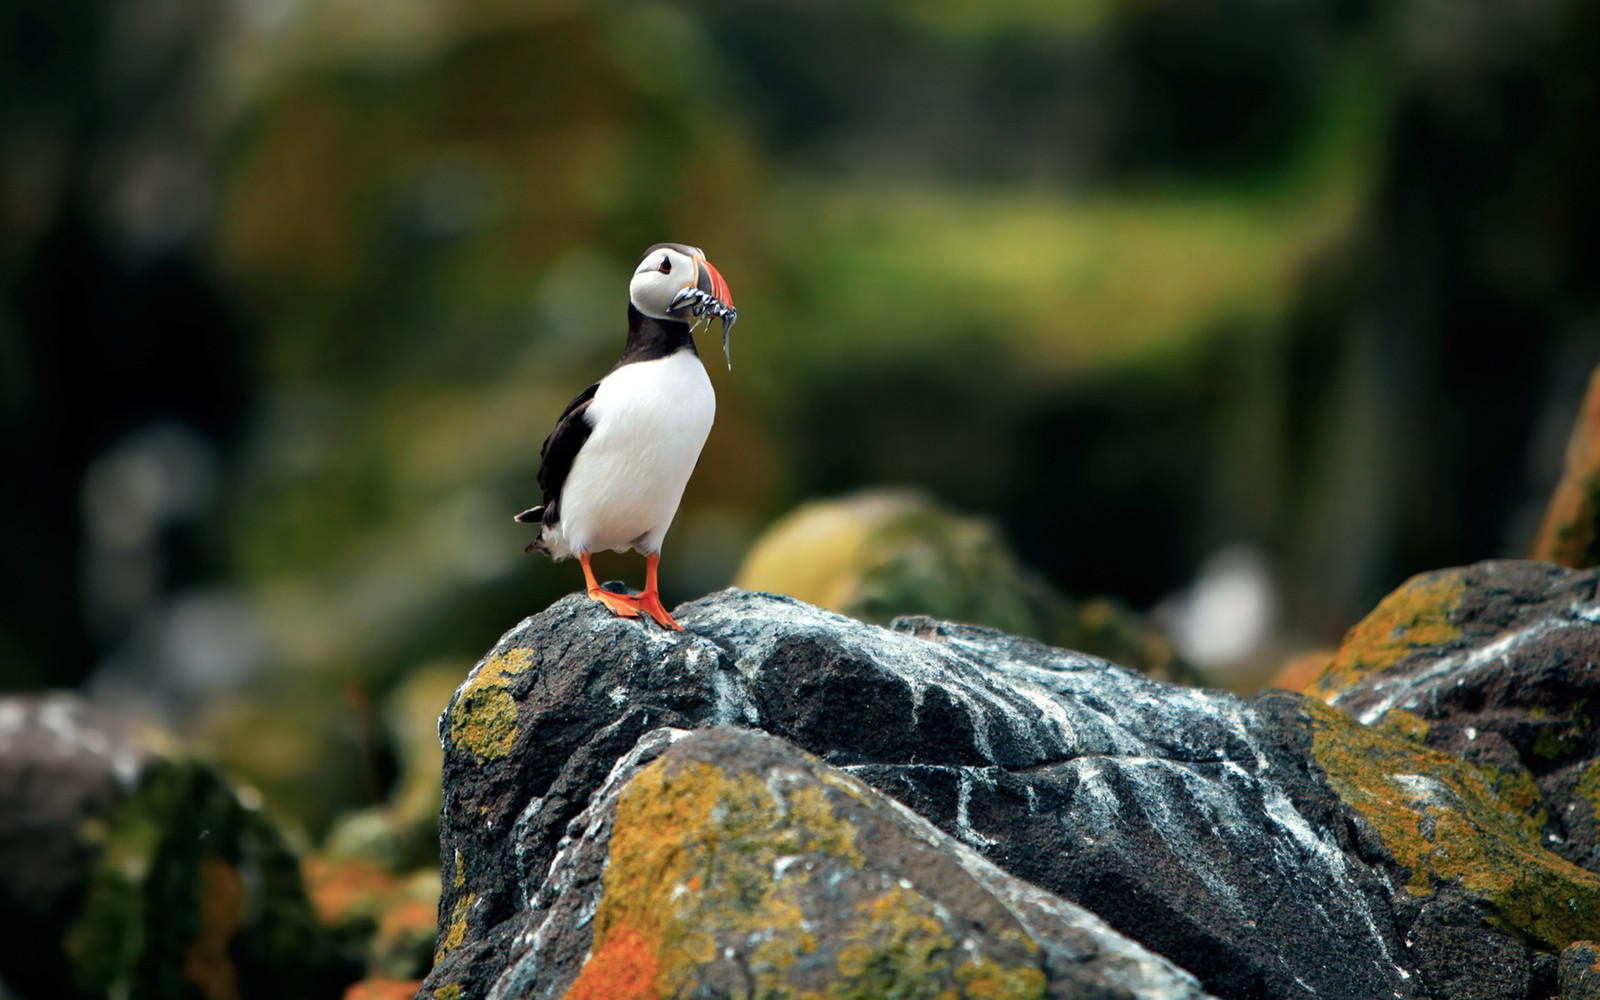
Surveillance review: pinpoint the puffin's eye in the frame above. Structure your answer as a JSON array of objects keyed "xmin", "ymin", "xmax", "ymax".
[{"xmin": 658, "ymin": 255, "xmax": 672, "ymax": 274}]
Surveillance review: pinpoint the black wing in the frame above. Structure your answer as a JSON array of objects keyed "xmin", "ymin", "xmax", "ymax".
[{"xmin": 535, "ymin": 382, "xmax": 599, "ymax": 522}]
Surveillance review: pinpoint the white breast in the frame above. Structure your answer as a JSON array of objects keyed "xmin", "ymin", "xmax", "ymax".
[{"xmin": 546, "ymin": 350, "xmax": 715, "ymax": 559}]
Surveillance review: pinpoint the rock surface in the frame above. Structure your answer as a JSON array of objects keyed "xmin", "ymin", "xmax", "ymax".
[
  {"xmin": 424, "ymin": 566, "xmax": 1600, "ymax": 999},
  {"xmin": 487, "ymin": 725, "xmax": 1207, "ymax": 999},
  {"xmin": 1305, "ymin": 559, "xmax": 1600, "ymax": 996},
  {"xmin": 0, "ymin": 693, "xmax": 358, "ymax": 1000}
]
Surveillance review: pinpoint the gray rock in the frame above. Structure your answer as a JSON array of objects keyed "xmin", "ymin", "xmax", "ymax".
[
  {"xmin": 1561, "ymin": 941, "xmax": 1600, "ymax": 999},
  {"xmin": 475, "ymin": 725, "xmax": 1209, "ymax": 999},
  {"xmin": 1309, "ymin": 560, "xmax": 1600, "ymax": 873},
  {"xmin": 427, "ymin": 589, "xmax": 1418, "ymax": 998},
  {"xmin": 0, "ymin": 693, "xmax": 358, "ymax": 1000}
]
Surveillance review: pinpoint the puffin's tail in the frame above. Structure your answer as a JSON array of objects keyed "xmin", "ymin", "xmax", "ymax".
[{"xmin": 514, "ymin": 506, "xmax": 545, "ymax": 554}]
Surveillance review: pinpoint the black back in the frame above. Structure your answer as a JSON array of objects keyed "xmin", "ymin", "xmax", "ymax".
[{"xmin": 535, "ymin": 382, "xmax": 597, "ymax": 526}]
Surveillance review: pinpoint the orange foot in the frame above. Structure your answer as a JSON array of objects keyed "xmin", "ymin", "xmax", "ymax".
[
  {"xmin": 637, "ymin": 552, "xmax": 684, "ymax": 630},
  {"xmin": 580, "ymin": 551, "xmax": 639, "ymax": 619},
  {"xmin": 588, "ymin": 586, "xmax": 641, "ymax": 618},
  {"xmin": 636, "ymin": 590, "xmax": 682, "ymax": 631}
]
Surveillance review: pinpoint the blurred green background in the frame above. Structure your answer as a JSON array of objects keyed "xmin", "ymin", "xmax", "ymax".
[{"xmin": 3, "ymin": 0, "xmax": 1599, "ymax": 843}]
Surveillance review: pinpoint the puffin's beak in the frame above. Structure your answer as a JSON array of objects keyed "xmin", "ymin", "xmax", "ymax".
[{"xmin": 670, "ymin": 253, "xmax": 737, "ymax": 370}]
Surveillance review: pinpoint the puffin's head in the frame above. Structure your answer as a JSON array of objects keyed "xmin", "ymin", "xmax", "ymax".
[{"xmin": 629, "ymin": 243, "xmax": 738, "ymax": 368}]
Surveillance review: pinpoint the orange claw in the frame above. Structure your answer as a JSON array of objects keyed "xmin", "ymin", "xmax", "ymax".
[{"xmin": 581, "ymin": 552, "xmax": 640, "ymax": 619}]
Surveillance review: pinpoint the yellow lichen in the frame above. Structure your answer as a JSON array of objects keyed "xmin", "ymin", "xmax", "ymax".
[
  {"xmin": 1309, "ymin": 571, "xmax": 1465, "ymax": 699},
  {"xmin": 434, "ymin": 892, "xmax": 474, "ymax": 962},
  {"xmin": 449, "ymin": 650, "xmax": 533, "ymax": 760},
  {"xmin": 432, "ymin": 985, "xmax": 461, "ymax": 1000},
  {"xmin": 832, "ymin": 886, "xmax": 957, "ymax": 996},
  {"xmin": 1307, "ymin": 698, "xmax": 1600, "ymax": 950},
  {"xmin": 582, "ymin": 759, "xmax": 863, "ymax": 995},
  {"xmin": 1375, "ymin": 709, "xmax": 1429, "ymax": 743},
  {"xmin": 571, "ymin": 751, "xmax": 1047, "ymax": 997},
  {"xmin": 957, "ymin": 956, "xmax": 1049, "ymax": 999}
]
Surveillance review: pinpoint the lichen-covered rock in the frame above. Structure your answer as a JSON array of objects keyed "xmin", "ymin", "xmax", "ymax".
[
  {"xmin": 468, "ymin": 725, "xmax": 1207, "ymax": 1000},
  {"xmin": 425, "ymin": 589, "xmax": 1445, "ymax": 998},
  {"xmin": 1532, "ymin": 365, "xmax": 1600, "ymax": 570},
  {"xmin": 733, "ymin": 490, "xmax": 1066, "ymax": 639},
  {"xmin": 1307, "ymin": 560, "xmax": 1600, "ymax": 874},
  {"xmin": 1302, "ymin": 560, "xmax": 1600, "ymax": 998},
  {"xmin": 0, "ymin": 693, "xmax": 359, "ymax": 1000},
  {"xmin": 1561, "ymin": 941, "xmax": 1600, "ymax": 999}
]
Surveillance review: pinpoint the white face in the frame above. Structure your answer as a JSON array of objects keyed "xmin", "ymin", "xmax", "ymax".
[{"xmin": 629, "ymin": 245, "xmax": 704, "ymax": 321}]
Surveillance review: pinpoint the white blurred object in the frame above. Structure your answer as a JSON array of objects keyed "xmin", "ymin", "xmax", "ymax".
[
  {"xmin": 81, "ymin": 422, "xmax": 219, "ymax": 633},
  {"xmin": 1157, "ymin": 543, "xmax": 1278, "ymax": 675}
]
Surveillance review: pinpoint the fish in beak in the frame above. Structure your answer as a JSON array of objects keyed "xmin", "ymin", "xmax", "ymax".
[{"xmin": 670, "ymin": 253, "xmax": 737, "ymax": 370}]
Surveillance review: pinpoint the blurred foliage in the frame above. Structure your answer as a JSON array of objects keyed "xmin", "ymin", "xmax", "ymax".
[
  {"xmin": 736, "ymin": 489, "xmax": 1193, "ymax": 682},
  {"xmin": 4, "ymin": 0, "xmax": 1599, "ymax": 852}
]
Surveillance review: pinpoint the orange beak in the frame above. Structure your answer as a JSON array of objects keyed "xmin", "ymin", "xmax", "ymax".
[{"xmin": 697, "ymin": 256, "xmax": 734, "ymax": 310}]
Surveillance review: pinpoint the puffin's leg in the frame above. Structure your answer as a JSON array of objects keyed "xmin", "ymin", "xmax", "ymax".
[
  {"xmin": 580, "ymin": 551, "xmax": 640, "ymax": 618},
  {"xmin": 635, "ymin": 552, "xmax": 683, "ymax": 631}
]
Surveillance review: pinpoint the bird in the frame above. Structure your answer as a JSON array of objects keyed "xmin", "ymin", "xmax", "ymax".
[{"xmin": 515, "ymin": 243, "xmax": 737, "ymax": 630}]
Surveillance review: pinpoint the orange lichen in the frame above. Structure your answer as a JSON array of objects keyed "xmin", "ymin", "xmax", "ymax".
[
  {"xmin": 379, "ymin": 898, "xmax": 439, "ymax": 942},
  {"xmin": 1269, "ymin": 647, "xmax": 1334, "ymax": 694},
  {"xmin": 1309, "ymin": 571, "xmax": 1465, "ymax": 699},
  {"xmin": 566, "ymin": 923, "xmax": 659, "ymax": 1000},
  {"xmin": 302, "ymin": 855, "xmax": 398, "ymax": 925},
  {"xmin": 1531, "ymin": 365, "xmax": 1600, "ymax": 569},
  {"xmin": 183, "ymin": 860, "xmax": 243, "ymax": 1000},
  {"xmin": 341, "ymin": 979, "xmax": 426, "ymax": 1000}
]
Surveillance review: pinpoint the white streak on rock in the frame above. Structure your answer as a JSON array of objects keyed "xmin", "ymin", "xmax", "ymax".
[
  {"xmin": 1345, "ymin": 614, "xmax": 1588, "ymax": 726},
  {"xmin": 955, "ymin": 768, "xmax": 998, "ymax": 848}
]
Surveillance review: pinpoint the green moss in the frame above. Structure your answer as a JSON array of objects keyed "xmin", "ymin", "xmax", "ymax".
[
  {"xmin": 1310, "ymin": 571, "xmax": 1465, "ymax": 699},
  {"xmin": 1535, "ymin": 726, "xmax": 1575, "ymax": 760},
  {"xmin": 448, "ymin": 650, "xmax": 532, "ymax": 760},
  {"xmin": 1577, "ymin": 762, "xmax": 1600, "ymax": 815},
  {"xmin": 65, "ymin": 759, "xmax": 347, "ymax": 998},
  {"xmin": 433, "ymin": 984, "xmax": 462, "ymax": 1000},
  {"xmin": 1307, "ymin": 699, "xmax": 1600, "ymax": 951}
]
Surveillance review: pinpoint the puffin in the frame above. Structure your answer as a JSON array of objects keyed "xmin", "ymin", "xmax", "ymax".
[{"xmin": 515, "ymin": 243, "xmax": 737, "ymax": 630}]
